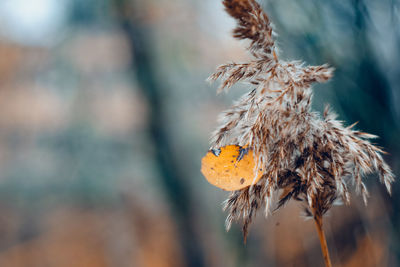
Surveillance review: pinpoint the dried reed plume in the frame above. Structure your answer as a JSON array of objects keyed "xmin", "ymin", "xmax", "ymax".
[{"xmin": 207, "ymin": 0, "xmax": 394, "ymax": 265}]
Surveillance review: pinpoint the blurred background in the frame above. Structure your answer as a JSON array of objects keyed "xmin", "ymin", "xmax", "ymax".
[{"xmin": 0, "ymin": 0, "xmax": 399, "ymax": 266}]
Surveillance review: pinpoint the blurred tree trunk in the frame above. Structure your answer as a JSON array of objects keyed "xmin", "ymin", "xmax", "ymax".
[{"xmin": 112, "ymin": 1, "xmax": 205, "ymax": 266}]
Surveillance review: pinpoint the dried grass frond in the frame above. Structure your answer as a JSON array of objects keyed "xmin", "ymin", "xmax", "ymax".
[
  {"xmin": 207, "ymin": 0, "xmax": 395, "ymax": 242},
  {"xmin": 223, "ymin": 0, "xmax": 276, "ymax": 58}
]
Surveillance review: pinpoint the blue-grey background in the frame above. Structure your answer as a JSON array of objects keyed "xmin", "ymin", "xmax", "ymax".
[{"xmin": 0, "ymin": 0, "xmax": 398, "ymax": 266}]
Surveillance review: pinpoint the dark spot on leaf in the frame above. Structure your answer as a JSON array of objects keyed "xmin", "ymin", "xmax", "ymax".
[
  {"xmin": 240, "ymin": 178, "xmax": 245, "ymax": 184},
  {"xmin": 237, "ymin": 147, "xmax": 249, "ymax": 161},
  {"xmin": 211, "ymin": 148, "xmax": 221, "ymax": 157}
]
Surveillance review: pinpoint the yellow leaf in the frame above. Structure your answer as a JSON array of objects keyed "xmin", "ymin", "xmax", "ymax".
[{"xmin": 201, "ymin": 145, "xmax": 263, "ymax": 191}]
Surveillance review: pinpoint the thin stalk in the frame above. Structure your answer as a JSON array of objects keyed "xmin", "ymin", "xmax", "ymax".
[{"xmin": 314, "ymin": 214, "xmax": 332, "ymax": 267}]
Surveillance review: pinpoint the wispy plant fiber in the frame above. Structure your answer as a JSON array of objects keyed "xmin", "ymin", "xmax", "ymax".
[{"xmin": 208, "ymin": 0, "xmax": 394, "ymax": 240}]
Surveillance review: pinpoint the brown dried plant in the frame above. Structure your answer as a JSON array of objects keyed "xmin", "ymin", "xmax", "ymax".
[{"xmin": 206, "ymin": 0, "xmax": 394, "ymax": 265}]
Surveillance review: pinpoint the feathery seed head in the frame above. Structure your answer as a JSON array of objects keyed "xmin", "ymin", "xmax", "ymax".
[{"xmin": 204, "ymin": 0, "xmax": 395, "ymax": 240}]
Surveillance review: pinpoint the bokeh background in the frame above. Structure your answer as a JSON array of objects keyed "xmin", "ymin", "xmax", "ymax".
[{"xmin": 0, "ymin": 0, "xmax": 399, "ymax": 266}]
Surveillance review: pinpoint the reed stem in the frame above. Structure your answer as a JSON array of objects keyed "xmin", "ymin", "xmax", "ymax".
[{"xmin": 314, "ymin": 214, "xmax": 332, "ymax": 267}]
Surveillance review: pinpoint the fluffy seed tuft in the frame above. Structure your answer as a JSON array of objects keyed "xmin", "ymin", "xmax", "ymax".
[{"xmin": 208, "ymin": 0, "xmax": 395, "ymax": 240}]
